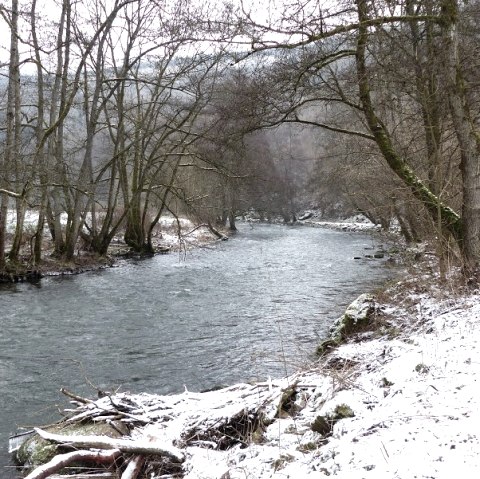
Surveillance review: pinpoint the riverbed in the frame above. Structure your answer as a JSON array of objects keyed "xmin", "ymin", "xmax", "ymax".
[{"xmin": 0, "ymin": 223, "xmax": 395, "ymax": 477}]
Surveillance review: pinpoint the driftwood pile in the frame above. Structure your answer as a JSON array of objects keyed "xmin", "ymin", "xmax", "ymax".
[{"xmin": 14, "ymin": 375, "xmax": 324, "ymax": 479}]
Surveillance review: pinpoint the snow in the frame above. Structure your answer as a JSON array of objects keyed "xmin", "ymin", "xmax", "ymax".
[
  {"xmin": 5, "ymin": 209, "xmax": 217, "ymax": 251},
  {"xmin": 36, "ymin": 288, "xmax": 480, "ymax": 479},
  {"xmin": 183, "ymin": 293, "xmax": 480, "ymax": 478},
  {"xmin": 180, "ymin": 291, "xmax": 479, "ymax": 479},
  {"xmin": 300, "ymin": 216, "xmax": 383, "ymax": 233}
]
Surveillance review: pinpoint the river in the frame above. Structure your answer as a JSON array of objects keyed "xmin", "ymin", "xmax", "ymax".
[{"xmin": 0, "ymin": 223, "xmax": 395, "ymax": 477}]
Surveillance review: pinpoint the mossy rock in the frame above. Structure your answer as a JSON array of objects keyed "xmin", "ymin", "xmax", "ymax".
[
  {"xmin": 316, "ymin": 338, "xmax": 340, "ymax": 356},
  {"xmin": 310, "ymin": 404, "xmax": 355, "ymax": 437},
  {"xmin": 15, "ymin": 437, "xmax": 58, "ymax": 467},
  {"xmin": 272, "ymin": 454, "xmax": 294, "ymax": 471},
  {"xmin": 311, "ymin": 415, "xmax": 332, "ymax": 436},
  {"xmin": 331, "ymin": 404, "xmax": 355, "ymax": 421},
  {"xmin": 276, "ymin": 386, "xmax": 298, "ymax": 418},
  {"xmin": 317, "ymin": 294, "xmax": 376, "ymax": 356},
  {"xmin": 335, "ymin": 293, "xmax": 376, "ymax": 338}
]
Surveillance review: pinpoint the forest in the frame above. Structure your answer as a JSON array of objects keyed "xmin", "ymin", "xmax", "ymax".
[{"xmin": 1, "ymin": 0, "xmax": 479, "ymax": 279}]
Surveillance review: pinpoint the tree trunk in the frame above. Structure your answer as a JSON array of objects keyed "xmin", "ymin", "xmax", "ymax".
[
  {"xmin": 441, "ymin": 0, "xmax": 480, "ymax": 274},
  {"xmin": 2, "ymin": 0, "xmax": 21, "ymax": 266},
  {"xmin": 0, "ymin": 196, "xmax": 8, "ymax": 270},
  {"xmin": 355, "ymin": 0, "xmax": 462, "ymax": 244},
  {"xmin": 24, "ymin": 449, "xmax": 121, "ymax": 479},
  {"xmin": 228, "ymin": 211, "xmax": 237, "ymax": 231}
]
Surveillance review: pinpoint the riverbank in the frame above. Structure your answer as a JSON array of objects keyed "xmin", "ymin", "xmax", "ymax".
[
  {"xmin": 1, "ymin": 215, "xmax": 386, "ymax": 282},
  {"xmin": 1, "ymin": 217, "xmax": 225, "ymax": 282},
  {"xmin": 10, "ymin": 262, "xmax": 479, "ymax": 478}
]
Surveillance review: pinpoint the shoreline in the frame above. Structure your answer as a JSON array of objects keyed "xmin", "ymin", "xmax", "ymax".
[
  {"xmin": 10, "ymin": 258, "xmax": 477, "ymax": 479},
  {"xmin": 0, "ymin": 217, "xmax": 393, "ymax": 284}
]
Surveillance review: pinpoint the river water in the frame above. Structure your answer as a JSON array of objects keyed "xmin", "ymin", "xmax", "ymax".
[{"xmin": 0, "ymin": 223, "xmax": 395, "ymax": 477}]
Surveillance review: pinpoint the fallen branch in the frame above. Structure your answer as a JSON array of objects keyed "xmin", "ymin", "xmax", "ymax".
[
  {"xmin": 121, "ymin": 455, "xmax": 145, "ymax": 479},
  {"xmin": 49, "ymin": 475, "xmax": 115, "ymax": 479},
  {"xmin": 60, "ymin": 388, "xmax": 94, "ymax": 405},
  {"xmin": 34, "ymin": 428, "xmax": 184, "ymax": 463},
  {"xmin": 24, "ymin": 449, "xmax": 120, "ymax": 479}
]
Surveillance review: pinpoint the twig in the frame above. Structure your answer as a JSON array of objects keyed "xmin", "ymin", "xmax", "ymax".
[{"xmin": 60, "ymin": 388, "xmax": 94, "ymax": 404}]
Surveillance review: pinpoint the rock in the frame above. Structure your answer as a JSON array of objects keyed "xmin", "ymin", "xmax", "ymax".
[
  {"xmin": 310, "ymin": 404, "xmax": 355, "ymax": 437},
  {"xmin": 311, "ymin": 416, "xmax": 332, "ymax": 436},
  {"xmin": 298, "ymin": 211, "xmax": 314, "ymax": 221},
  {"xmin": 331, "ymin": 404, "xmax": 355, "ymax": 421},
  {"xmin": 316, "ymin": 294, "xmax": 376, "ymax": 355}
]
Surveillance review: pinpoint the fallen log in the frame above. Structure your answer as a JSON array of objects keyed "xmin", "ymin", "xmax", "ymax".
[
  {"xmin": 34, "ymin": 428, "xmax": 185, "ymax": 463},
  {"xmin": 23, "ymin": 449, "xmax": 121, "ymax": 479},
  {"xmin": 48, "ymin": 475, "xmax": 115, "ymax": 479}
]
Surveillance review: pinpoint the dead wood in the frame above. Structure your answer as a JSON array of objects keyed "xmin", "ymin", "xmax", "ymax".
[
  {"xmin": 121, "ymin": 455, "xmax": 145, "ymax": 479},
  {"xmin": 35, "ymin": 428, "xmax": 185, "ymax": 463},
  {"xmin": 182, "ymin": 408, "xmax": 265, "ymax": 450},
  {"xmin": 16, "ymin": 377, "xmax": 321, "ymax": 478},
  {"xmin": 23, "ymin": 449, "xmax": 121, "ymax": 479},
  {"xmin": 47, "ymin": 474, "xmax": 115, "ymax": 479},
  {"xmin": 60, "ymin": 388, "xmax": 93, "ymax": 405}
]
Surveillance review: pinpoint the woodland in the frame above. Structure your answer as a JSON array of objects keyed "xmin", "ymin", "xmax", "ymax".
[{"xmin": 0, "ymin": 0, "xmax": 479, "ymax": 280}]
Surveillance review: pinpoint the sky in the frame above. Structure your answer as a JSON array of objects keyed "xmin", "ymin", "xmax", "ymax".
[{"xmin": 0, "ymin": 0, "xmax": 347, "ymax": 75}]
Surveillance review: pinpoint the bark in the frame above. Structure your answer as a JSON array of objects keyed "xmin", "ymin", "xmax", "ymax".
[
  {"xmin": 1, "ymin": 0, "xmax": 20, "ymax": 268},
  {"xmin": 6, "ymin": 0, "xmax": 24, "ymax": 262},
  {"xmin": 48, "ymin": 0, "xmax": 70, "ymax": 256},
  {"xmin": 406, "ymin": 0, "xmax": 443, "ymax": 195},
  {"xmin": 228, "ymin": 211, "xmax": 237, "ymax": 231},
  {"xmin": 0, "ymin": 196, "xmax": 7, "ymax": 269},
  {"xmin": 206, "ymin": 221, "xmax": 228, "ymax": 240}
]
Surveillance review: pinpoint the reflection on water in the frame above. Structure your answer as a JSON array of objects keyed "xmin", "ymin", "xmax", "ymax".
[{"xmin": 0, "ymin": 223, "xmax": 394, "ymax": 476}]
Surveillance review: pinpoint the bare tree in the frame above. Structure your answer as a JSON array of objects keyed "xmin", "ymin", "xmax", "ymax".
[
  {"xmin": 211, "ymin": 0, "xmax": 480, "ymax": 276},
  {"xmin": 0, "ymin": 0, "xmax": 21, "ymax": 269}
]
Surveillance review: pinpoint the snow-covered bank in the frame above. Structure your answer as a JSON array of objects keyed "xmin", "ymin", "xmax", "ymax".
[
  {"xmin": 5, "ymin": 210, "xmax": 220, "ymax": 254},
  {"xmin": 2, "ymin": 212, "xmax": 223, "ymax": 280},
  {"xmin": 301, "ymin": 218, "xmax": 382, "ymax": 234},
  {"xmin": 12, "ymin": 280, "xmax": 480, "ymax": 478},
  {"xmin": 175, "ymin": 289, "xmax": 480, "ymax": 478}
]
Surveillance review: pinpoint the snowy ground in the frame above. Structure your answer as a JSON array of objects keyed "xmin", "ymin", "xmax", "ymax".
[
  {"xmin": 21, "ymin": 281, "xmax": 480, "ymax": 479},
  {"xmin": 6, "ymin": 209, "xmax": 382, "ymax": 254},
  {"xmin": 299, "ymin": 214, "xmax": 386, "ymax": 234},
  {"xmin": 5, "ymin": 209, "xmax": 220, "ymax": 254},
  {"xmin": 174, "ymin": 288, "xmax": 480, "ymax": 478},
  {"xmin": 152, "ymin": 217, "xmax": 218, "ymax": 251}
]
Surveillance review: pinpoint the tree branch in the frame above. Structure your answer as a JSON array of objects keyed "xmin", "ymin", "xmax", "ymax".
[
  {"xmin": 286, "ymin": 117, "xmax": 375, "ymax": 141},
  {"xmin": 235, "ymin": 14, "xmax": 442, "ymax": 62}
]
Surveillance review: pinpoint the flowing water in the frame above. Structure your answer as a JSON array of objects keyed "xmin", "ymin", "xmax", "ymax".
[{"xmin": 0, "ymin": 223, "xmax": 396, "ymax": 476}]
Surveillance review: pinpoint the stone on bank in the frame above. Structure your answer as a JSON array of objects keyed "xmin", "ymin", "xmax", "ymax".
[{"xmin": 316, "ymin": 293, "xmax": 376, "ymax": 355}]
